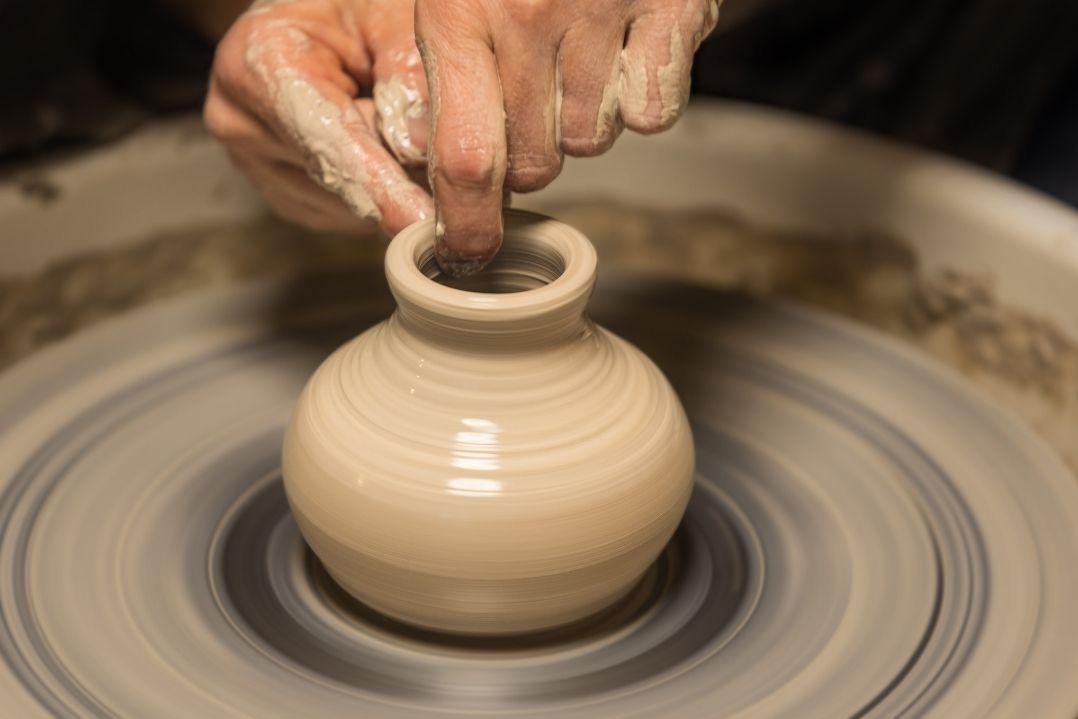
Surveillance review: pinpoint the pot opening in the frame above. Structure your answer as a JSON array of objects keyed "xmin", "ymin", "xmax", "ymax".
[{"xmin": 417, "ymin": 240, "xmax": 566, "ymax": 294}]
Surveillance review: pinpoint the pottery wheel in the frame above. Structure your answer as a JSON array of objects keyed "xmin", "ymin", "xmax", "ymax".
[{"xmin": 2, "ymin": 271, "xmax": 1077, "ymax": 718}]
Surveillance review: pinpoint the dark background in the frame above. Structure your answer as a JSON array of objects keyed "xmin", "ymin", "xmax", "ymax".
[{"xmin": 2, "ymin": 0, "xmax": 1076, "ymax": 205}]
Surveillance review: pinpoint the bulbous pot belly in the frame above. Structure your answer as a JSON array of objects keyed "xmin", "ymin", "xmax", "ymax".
[
  {"xmin": 282, "ymin": 332, "xmax": 694, "ymax": 635},
  {"xmin": 281, "ymin": 210, "xmax": 695, "ymax": 635}
]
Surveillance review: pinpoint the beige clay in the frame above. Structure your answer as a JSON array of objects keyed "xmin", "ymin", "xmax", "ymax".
[{"xmin": 282, "ymin": 210, "xmax": 695, "ymax": 634}]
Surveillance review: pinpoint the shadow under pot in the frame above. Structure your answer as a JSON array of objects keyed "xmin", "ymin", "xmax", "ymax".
[{"xmin": 282, "ymin": 209, "xmax": 695, "ymax": 635}]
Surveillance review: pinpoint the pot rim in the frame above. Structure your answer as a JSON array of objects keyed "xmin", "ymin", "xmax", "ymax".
[{"xmin": 384, "ymin": 209, "xmax": 598, "ymax": 325}]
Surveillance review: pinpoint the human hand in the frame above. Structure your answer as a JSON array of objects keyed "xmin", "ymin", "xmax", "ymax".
[
  {"xmin": 416, "ymin": 0, "xmax": 720, "ymax": 274},
  {"xmin": 204, "ymin": 0, "xmax": 434, "ymax": 235}
]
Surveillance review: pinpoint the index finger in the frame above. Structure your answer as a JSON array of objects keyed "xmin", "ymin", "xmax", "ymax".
[
  {"xmin": 230, "ymin": 17, "xmax": 433, "ymax": 234},
  {"xmin": 416, "ymin": 9, "xmax": 507, "ymax": 276}
]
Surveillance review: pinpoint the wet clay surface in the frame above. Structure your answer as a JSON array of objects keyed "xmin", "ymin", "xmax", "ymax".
[
  {"xmin": 282, "ymin": 213, "xmax": 696, "ymax": 635},
  {"xmin": 2, "ymin": 201, "xmax": 1075, "ymax": 471}
]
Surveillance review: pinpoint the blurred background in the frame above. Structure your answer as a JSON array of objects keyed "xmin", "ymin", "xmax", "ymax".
[{"xmin": 2, "ymin": 0, "xmax": 1076, "ymax": 205}]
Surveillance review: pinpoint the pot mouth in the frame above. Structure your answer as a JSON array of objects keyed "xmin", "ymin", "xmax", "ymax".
[
  {"xmin": 385, "ymin": 210, "xmax": 598, "ymax": 329},
  {"xmin": 415, "ymin": 241, "xmax": 566, "ymax": 293}
]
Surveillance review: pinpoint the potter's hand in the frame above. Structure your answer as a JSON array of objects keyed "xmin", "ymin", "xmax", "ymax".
[
  {"xmin": 417, "ymin": 0, "xmax": 720, "ymax": 274},
  {"xmin": 204, "ymin": 0, "xmax": 434, "ymax": 234}
]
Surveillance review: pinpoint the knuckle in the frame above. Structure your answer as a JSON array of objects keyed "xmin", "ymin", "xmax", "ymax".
[
  {"xmin": 442, "ymin": 153, "xmax": 498, "ymax": 189},
  {"xmin": 437, "ymin": 136, "xmax": 503, "ymax": 190},
  {"xmin": 202, "ymin": 98, "xmax": 238, "ymax": 142},
  {"xmin": 211, "ymin": 30, "xmax": 252, "ymax": 94}
]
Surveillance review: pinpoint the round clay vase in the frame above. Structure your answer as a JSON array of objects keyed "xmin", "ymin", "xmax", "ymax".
[{"xmin": 282, "ymin": 210, "xmax": 695, "ymax": 635}]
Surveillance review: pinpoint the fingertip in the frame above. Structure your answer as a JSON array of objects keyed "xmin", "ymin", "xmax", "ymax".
[
  {"xmin": 561, "ymin": 128, "xmax": 619, "ymax": 158},
  {"xmin": 504, "ymin": 161, "xmax": 562, "ymax": 193},
  {"xmin": 434, "ymin": 217, "xmax": 503, "ymax": 277}
]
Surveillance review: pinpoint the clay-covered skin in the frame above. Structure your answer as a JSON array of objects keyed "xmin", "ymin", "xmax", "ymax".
[
  {"xmin": 282, "ymin": 211, "xmax": 695, "ymax": 634},
  {"xmin": 205, "ymin": 0, "xmax": 719, "ymax": 275},
  {"xmin": 204, "ymin": 0, "xmax": 434, "ymax": 235},
  {"xmin": 416, "ymin": 0, "xmax": 721, "ymax": 273}
]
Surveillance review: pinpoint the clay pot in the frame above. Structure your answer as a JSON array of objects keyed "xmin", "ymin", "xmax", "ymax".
[{"xmin": 282, "ymin": 210, "xmax": 695, "ymax": 635}]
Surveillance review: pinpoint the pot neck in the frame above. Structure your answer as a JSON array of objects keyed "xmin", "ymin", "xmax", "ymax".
[{"xmin": 385, "ymin": 211, "xmax": 598, "ymax": 348}]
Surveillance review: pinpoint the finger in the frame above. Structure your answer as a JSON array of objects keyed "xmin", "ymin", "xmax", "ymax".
[
  {"xmin": 243, "ymin": 26, "xmax": 433, "ymax": 234},
  {"xmin": 215, "ymin": 5, "xmax": 370, "ymax": 124},
  {"xmin": 557, "ymin": 22, "xmax": 627, "ymax": 157},
  {"xmin": 229, "ymin": 149, "xmax": 375, "ymax": 233},
  {"xmin": 204, "ymin": 81, "xmax": 305, "ymax": 164},
  {"xmin": 366, "ymin": 0, "xmax": 429, "ymax": 166},
  {"xmin": 416, "ymin": 9, "xmax": 507, "ymax": 275},
  {"xmin": 619, "ymin": 0, "xmax": 718, "ymax": 134},
  {"xmin": 495, "ymin": 32, "xmax": 562, "ymax": 192}
]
